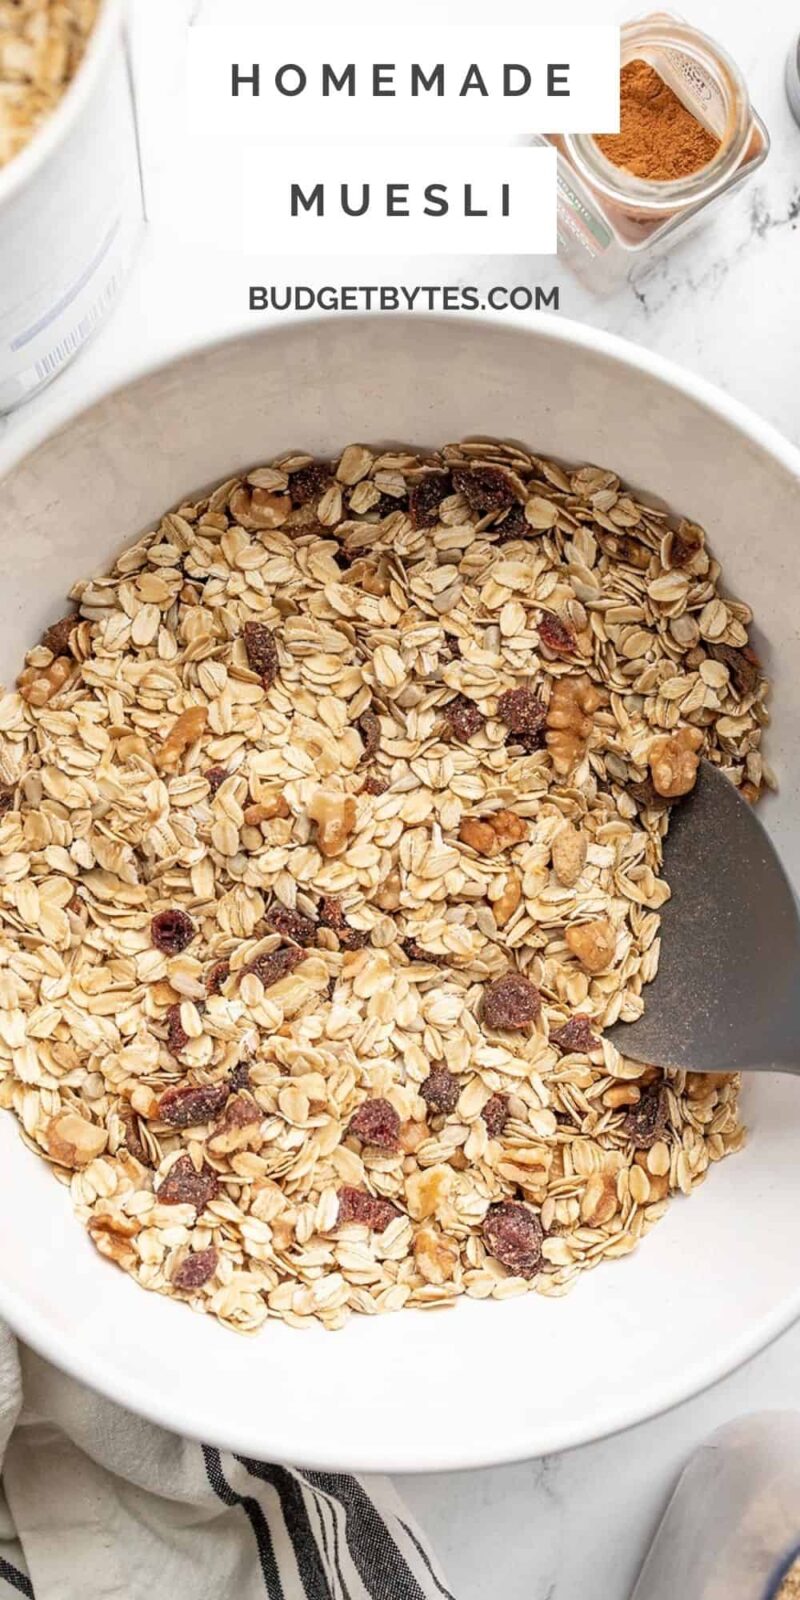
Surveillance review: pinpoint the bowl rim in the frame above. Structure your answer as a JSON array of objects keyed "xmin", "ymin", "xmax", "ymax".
[{"xmin": 2, "ymin": 310, "xmax": 800, "ymax": 1473}]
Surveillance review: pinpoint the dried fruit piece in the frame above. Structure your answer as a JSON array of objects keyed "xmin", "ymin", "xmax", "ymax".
[
  {"xmin": 497, "ymin": 686, "xmax": 547, "ymax": 752},
  {"xmin": 266, "ymin": 903, "xmax": 317, "ymax": 947},
  {"xmin": 565, "ymin": 918, "xmax": 617, "ymax": 974},
  {"xmin": 648, "ymin": 726, "xmax": 703, "ymax": 799},
  {"xmin": 362, "ymin": 775, "xmax": 388, "ymax": 796},
  {"xmin": 712, "ymin": 642, "xmax": 760, "ymax": 700},
  {"xmin": 539, "ymin": 613, "xmax": 576, "ymax": 656},
  {"xmin": 206, "ymin": 960, "xmax": 230, "ymax": 996},
  {"xmin": 420, "ymin": 1068, "xmax": 460, "ymax": 1115},
  {"xmin": 172, "ymin": 1246, "xmax": 218, "ymax": 1290},
  {"xmin": 482, "ymin": 1201, "xmax": 543, "ymax": 1278},
  {"xmin": 336, "ymin": 1186, "xmax": 400, "ymax": 1232},
  {"xmin": 119, "ymin": 1107, "xmax": 150, "ymax": 1166},
  {"xmin": 42, "ymin": 615, "xmax": 77, "ymax": 657},
  {"xmin": 402, "ymin": 937, "xmax": 448, "ymax": 967},
  {"xmin": 0, "ymin": 787, "xmax": 15, "ymax": 814},
  {"xmin": 409, "ymin": 471, "xmax": 452, "ymax": 528},
  {"xmin": 443, "ymin": 695, "xmax": 484, "ymax": 741},
  {"xmin": 451, "ymin": 464, "xmax": 517, "ymax": 514},
  {"xmin": 482, "ymin": 1093, "xmax": 510, "ymax": 1137},
  {"xmin": 204, "ymin": 765, "xmax": 228, "ymax": 795},
  {"xmin": 627, "ymin": 776, "xmax": 671, "ymax": 815},
  {"xmin": 165, "ymin": 1002, "xmax": 190, "ymax": 1054},
  {"xmin": 358, "ymin": 708, "xmax": 381, "ymax": 759},
  {"xmin": 546, "ymin": 675, "xmax": 602, "ymax": 777},
  {"xmin": 45, "ymin": 1111, "xmax": 107, "ymax": 1169},
  {"xmin": 229, "ymin": 1060, "xmax": 251, "ymax": 1094},
  {"xmin": 623, "ymin": 1083, "xmax": 669, "ymax": 1150},
  {"xmin": 348, "ymin": 1098, "xmax": 401, "ymax": 1150},
  {"xmin": 151, "ymin": 909, "xmax": 196, "ymax": 955},
  {"xmin": 319, "ymin": 896, "xmax": 369, "ymax": 950},
  {"xmin": 308, "ymin": 788, "xmax": 357, "ymax": 857},
  {"xmin": 155, "ymin": 705, "xmax": 208, "ymax": 772},
  {"xmin": 483, "ymin": 972, "xmax": 542, "ymax": 1031},
  {"xmin": 551, "ymin": 823, "xmax": 587, "ymax": 887},
  {"xmin": 157, "ymin": 1155, "xmax": 220, "ymax": 1209},
  {"xmin": 459, "ymin": 809, "xmax": 527, "ymax": 857},
  {"xmin": 495, "ymin": 503, "xmax": 528, "ymax": 543},
  {"xmin": 157, "ymin": 1082, "xmax": 229, "ymax": 1128},
  {"xmin": 245, "ymin": 945, "xmax": 304, "ymax": 989},
  {"xmin": 243, "ymin": 621, "xmax": 279, "ymax": 688},
  {"xmin": 207, "ymin": 1094, "xmax": 262, "ymax": 1155},
  {"xmin": 550, "ymin": 1015, "xmax": 599, "ymax": 1054},
  {"xmin": 289, "ymin": 461, "xmax": 332, "ymax": 505}
]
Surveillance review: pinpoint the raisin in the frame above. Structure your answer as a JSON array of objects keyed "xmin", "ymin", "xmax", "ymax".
[
  {"xmin": 206, "ymin": 959, "xmax": 230, "ymax": 996},
  {"xmin": 362, "ymin": 775, "xmax": 388, "ymax": 796},
  {"xmin": 289, "ymin": 461, "xmax": 332, "ymax": 505},
  {"xmin": 204, "ymin": 765, "xmax": 228, "ymax": 795},
  {"xmin": 539, "ymin": 613, "xmax": 576, "ymax": 656},
  {"xmin": 172, "ymin": 1246, "xmax": 218, "ymax": 1290},
  {"xmin": 627, "ymin": 777, "xmax": 672, "ymax": 815},
  {"xmin": 443, "ymin": 695, "xmax": 484, "ymax": 741},
  {"xmin": 420, "ymin": 1068, "xmax": 460, "ymax": 1115},
  {"xmin": 266, "ymin": 903, "xmax": 317, "ymax": 947},
  {"xmin": 219, "ymin": 1092, "xmax": 260, "ymax": 1129},
  {"xmin": 348, "ymin": 1098, "xmax": 401, "ymax": 1150},
  {"xmin": 482, "ymin": 1093, "xmax": 510, "ymax": 1137},
  {"xmin": 165, "ymin": 1002, "xmax": 190, "ymax": 1054},
  {"xmin": 495, "ymin": 503, "xmax": 528, "ymax": 544},
  {"xmin": 483, "ymin": 972, "xmax": 542, "ymax": 1031},
  {"xmin": 358, "ymin": 708, "xmax": 381, "ymax": 759},
  {"xmin": 409, "ymin": 471, "xmax": 452, "ymax": 529},
  {"xmin": 442, "ymin": 635, "xmax": 462, "ymax": 661},
  {"xmin": 370, "ymin": 492, "xmax": 409, "ymax": 519},
  {"xmin": 245, "ymin": 945, "xmax": 303, "ymax": 988},
  {"xmin": 243, "ymin": 621, "xmax": 279, "ymax": 688},
  {"xmin": 0, "ymin": 787, "xmax": 15, "ymax": 815},
  {"xmin": 229, "ymin": 1060, "xmax": 251, "ymax": 1093},
  {"xmin": 622, "ymin": 1083, "xmax": 669, "ymax": 1150},
  {"xmin": 151, "ymin": 909, "xmax": 196, "ymax": 955},
  {"xmin": 119, "ymin": 1106, "xmax": 150, "ymax": 1166},
  {"xmin": 336, "ymin": 1186, "xmax": 401, "ymax": 1232},
  {"xmin": 157, "ymin": 1155, "xmax": 220, "ymax": 1209},
  {"xmin": 550, "ymin": 1015, "xmax": 599, "ymax": 1054},
  {"xmin": 670, "ymin": 524, "xmax": 703, "ymax": 567},
  {"xmin": 452, "ymin": 464, "xmax": 517, "ymax": 515},
  {"xmin": 482, "ymin": 1201, "xmax": 543, "ymax": 1278},
  {"xmin": 711, "ymin": 642, "xmax": 760, "ymax": 700},
  {"xmin": 42, "ymin": 615, "xmax": 76, "ymax": 657},
  {"xmin": 497, "ymin": 686, "xmax": 547, "ymax": 752},
  {"xmin": 157, "ymin": 1082, "xmax": 229, "ymax": 1128},
  {"xmin": 319, "ymin": 896, "xmax": 369, "ymax": 951},
  {"xmin": 402, "ymin": 937, "xmax": 448, "ymax": 967}
]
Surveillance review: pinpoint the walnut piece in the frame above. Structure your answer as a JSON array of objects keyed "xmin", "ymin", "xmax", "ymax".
[
  {"xmin": 566, "ymin": 917, "xmax": 617, "ymax": 974},
  {"xmin": 493, "ymin": 869, "xmax": 522, "ymax": 928},
  {"xmin": 648, "ymin": 726, "xmax": 703, "ymax": 798},
  {"xmin": 308, "ymin": 788, "xmax": 357, "ymax": 857},
  {"xmin": 18, "ymin": 656, "xmax": 73, "ymax": 707},
  {"xmin": 459, "ymin": 809, "xmax": 527, "ymax": 857},
  {"xmin": 551, "ymin": 823, "xmax": 587, "ymax": 887},
  {"xmin": 88, "ymin": 1213, "xmax": 138, "ymax": 1270},
  {"xmin": 243, "ymin": 795, "xmax": 290, "ymax": 824},
  {"xmin": 155, "ymin": 705, "xmax": 208, "ymax": 772},
  {"xmin": 230, "ymin": 485, "xmax": 291, "ymax": 530},
  {"xmin": 546, "ymin": 675, "xmax": 602, "ymax": 777},
  {"xmin": 413, "ymin": 1226, "xmax": 459, "ymax": 1285},
  {"xmin": 45, "ymin": 1111, "xmax": 107, "ymax": 1168},
  {"xmin": 405, "ymin": 1163, "xmax": 453, "ymax": 1220}
]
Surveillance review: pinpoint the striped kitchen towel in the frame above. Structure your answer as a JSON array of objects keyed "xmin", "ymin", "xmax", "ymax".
[{"xmin": 0, "ymin": 1325, "xmax": 453, "ymax": 1600}]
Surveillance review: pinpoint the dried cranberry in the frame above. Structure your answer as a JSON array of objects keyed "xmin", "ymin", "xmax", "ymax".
[
  {"xmin": 229, "ymin": 1060, "xmax": 251, "ymax": 1093},
  {"xmin": 165, "ymin": 1002, "xmax": 190, "ymax": 1054},
  {"xmin": 218, "ymin": 1092, "xmax": 260, "ymax": 1130},
  {"xmin": 362, "ymin": 775, "xmax": 388, "ymax": 796},
  {"xmin": 441, "ymin": 635, "xmax": 461, "ymax": 661},
  {"xmin": 245, "ymin": 945, "xmax": 303, "ymax": 988},
  {"xmin": 366, "ymin": 492, "xmax": 408, "ymax": 519},
  {"xmin": 266, "ymin": 903, "xmax": 317, "ymax": 947},
  {"xmin": 483, "ymin": 972, "xmax": 542, "ymax": 1031},
  {"xmin": 539, "ymin": 613, "xmax": 576, "ymax": 655},
  {"xmin": 358, "ymin": 708, "xmax": 381, "ymax": 759},
  {"xmin": 157, "ymin": 1082, "xmax": 229, "ymax": 1128},
  {"xmin": 206, "ymin": 959, "xmax": 230, "ymax": 996},
  {"xmin": 497, "ymin": 686, "xmax": 547, "ymax": 752},
  {"xmin": 172, "ymin": 1246, "xmax": 218, "ymax": 1290},
  {"xmin": 444, "ymin": 695, "xmax": 484, "ymax": 742},
  {"xmin": 409, "ymin": 471, "xmax": 452, "ymax": 529},
  {"xmin": 157, "ymin": 1155, "xmax": 220, "ymax": 1209},
  {"xmin": 151, "ymin": 909, "xmax": 196, "ymax": 955},
  {"xmin": 482, "ymin": 1202, "xmax": 543, "ymax": 1278},
  {"xmin": 289, "ymin": 461, "xmax": 332, "ymax": 505},
  {"xmin": 712, "ymin": 642, "xmax": 760, "ymax": 700},
  {"xmin": 402, "ymin": 937, "xmax": 448, "ymax": 967},
  {"xmin": 42, "ymin": 614, "xmax": 77, "ymax": 657},
  {"xmin": 482, "ymin": 1093, "xmax": 510, "ymax": 1137},
  {"xmin": 348, "ymin": 1098, "xmax": 401, "ymax": 1150},
  {"xmin": 420, "ymin": 1068, "xmax": 460, "ymax": 1115},
  {"xmin": 623, "ymin": 1083, "xmax": 669, "ymax": 1150},
  {"xmin": 451, "ymin": 464, "xmax": 517, "ymax": 515},
  {"xmin": 495, "ymin": 503, "xmax": 529, "ymax": 544},
  {"xmin": 319, "ymin": 897, "xmax": 369, "ymax": 951},
  {"xmin": 243, "ymin": 621, "xmax": 279, "ymax": 688},
  {"xmin": 550, "ymin": 1015, "xmax": 599, "ymax": 1054},
  {"xmin": 336, "ymin": 1186, "xmax": 401, "ymax": 1232},
  {"xmin": 204, "ymin": 765, "xmax": 228, "ymax": 795}
]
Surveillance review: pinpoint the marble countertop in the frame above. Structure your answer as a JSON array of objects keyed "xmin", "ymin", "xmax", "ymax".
[{"xmin": 6, "ymin": 2, "xmax": 800, "ymax": 1594}]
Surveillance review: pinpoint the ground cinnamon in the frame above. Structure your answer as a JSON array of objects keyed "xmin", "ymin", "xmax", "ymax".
[{"xmin": 595, "ymin": 59, "xmax": 720, "ymax": 182}]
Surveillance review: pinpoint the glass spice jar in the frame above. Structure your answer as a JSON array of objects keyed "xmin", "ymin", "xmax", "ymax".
[{"xmin": 538, "ymin": 13, "xmax": 769, "ymax": 293}]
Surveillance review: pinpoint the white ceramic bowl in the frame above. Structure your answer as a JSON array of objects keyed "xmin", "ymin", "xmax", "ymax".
[{"xmin": 1, "ymin": 314, "xmax": 799, "ymax": 1474}]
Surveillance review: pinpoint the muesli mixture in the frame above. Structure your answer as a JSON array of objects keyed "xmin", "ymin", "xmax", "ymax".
[
  {"xmin": 0, "ymin": 0, "xmax": 99, "ymax": 168},
  {"xmin": 0, "ymin": 439, "xmax": 771, "ymax": 1331}
]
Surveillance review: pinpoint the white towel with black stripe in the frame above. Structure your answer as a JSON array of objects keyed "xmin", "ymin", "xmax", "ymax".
[{"xmin": 0, "ymin": 1324, "xmax": 453, "ymax": 1600}]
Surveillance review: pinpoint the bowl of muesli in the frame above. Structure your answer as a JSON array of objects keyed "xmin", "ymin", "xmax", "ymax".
[{"xmin": 0, "ymin": 313, "xmax": 798, "ymax": 1472}]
